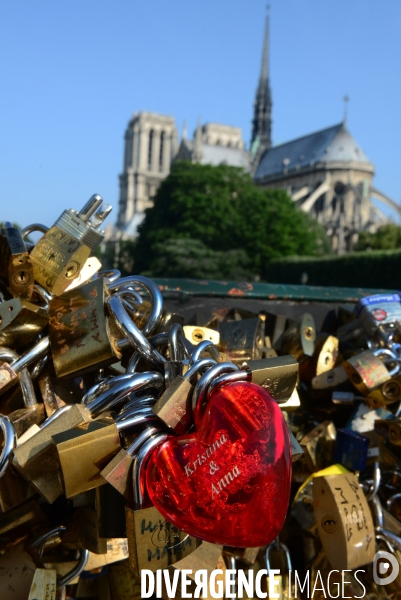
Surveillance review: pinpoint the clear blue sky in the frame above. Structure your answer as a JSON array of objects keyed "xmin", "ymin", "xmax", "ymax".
[{"xmin": 1, "ymin": 0, "xmax": 400, "ymax": 231}]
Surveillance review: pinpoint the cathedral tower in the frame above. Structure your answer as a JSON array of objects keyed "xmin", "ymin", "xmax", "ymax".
[{"xmin": 251, "ymin": 9, "xmax": 272, "ymax": 153}]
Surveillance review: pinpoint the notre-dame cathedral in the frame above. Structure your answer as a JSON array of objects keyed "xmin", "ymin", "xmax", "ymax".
[{"xmin": 114, "ymin": 13, "xmax": 398, "ymax": 253}]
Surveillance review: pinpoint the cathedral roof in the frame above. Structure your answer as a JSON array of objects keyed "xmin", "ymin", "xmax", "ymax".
[
  {"xmin": 200, "ymin": 144, "xmax": 249, "ymax": 169},
  {"xmin": 254, "ymin": 122, "xmax": 373, "ymax": 180}
]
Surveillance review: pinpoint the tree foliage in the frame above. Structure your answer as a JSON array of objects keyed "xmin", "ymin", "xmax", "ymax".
[
  {"xmin": 134, "ymin": 162, "xmax": 329, "ymax": 279},
  {"xmin": 355, "ymin": 223, "xmax": 401, "ymax": 251},
  {"xmin": 142, "ymin": 238, "xmax": 252, "ymax": 280}
]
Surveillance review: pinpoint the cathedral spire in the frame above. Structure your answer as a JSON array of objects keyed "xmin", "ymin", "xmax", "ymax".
[{"xmin": 251, "ymin": 6, "xmax": 272, "ymax": 153}]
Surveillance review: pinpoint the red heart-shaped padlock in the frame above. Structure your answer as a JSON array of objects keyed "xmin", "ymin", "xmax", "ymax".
[{"xmin": 146, "ymin": 381, "xmax": 292, "ymax": 547}]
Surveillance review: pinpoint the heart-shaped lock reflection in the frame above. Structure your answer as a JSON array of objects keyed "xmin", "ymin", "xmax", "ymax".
[{"xmin": 146, "ymin": 380, "xmax": 292, "ymax": 547}]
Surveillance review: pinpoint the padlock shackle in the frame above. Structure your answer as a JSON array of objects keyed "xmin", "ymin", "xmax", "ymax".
[
  {"xmin": 373, "ymin": 347, "xmax": 401, "ymax": 377},
  {"xmin": 0, "ymin": 347, "xmax": 18, "ymax": 363},
  {"xmin": 369, "ymin": 495, "xmax": 384, "ymax": 528},
  {"xmin": 77, "ymin": 194, "xmax": 103, "ymax": 222},
  {"xmin": 0, "ymin": 415, "xmax": 16, "ymax": 478},
  {"xmin": 169, "ymin": 323, "xmax": 188, "ymax": 361},
  {"xmin": 265, "ymin": 541, "xmax": 292, "ymax": 575},
  {"xmin": 185, "ymin": 357, "xmax": 218, "ymax": 382},
  {"xmin": 126, "ymin": 333, "xmax": 169, "ymax": 374},
  {"xmin": 96, "ymin": 268, "xmax": 121, "ymax": 283},
  {"xmin": 0, "ymin": 347, "xmax": 38, "ymax": 407},
  {"xmin": 20, "ymin": 223, "xmax": 49, "ymax": 240},
  {"xmin": 30, "ymin": 524, "xmax": 89, "ymax": 589},
  {"xmin": 108, "ymin": 275, "xmax": 163, "ymax": 337},
  {"xmin": 133, "ymin": 433, "xmax": 169, "ymax": 509},
  {"xmin": 115, "ymin": 407, "xmax": 159, "ymax": 430},
  {"xmin": 208, "ymin": 369, "xmax": 252, "ymax": 398},
  {"xmin": 33, "ymin": 283, "xmax": 53, "ymax": 308},
  {"xmin": 376, "ymin": 527, "xmax": 401, "ymax": 552},
  {"xmin": 366, "ymin": 461, "xmax": 381, "ymax": 501},
  {"xmin": 375, "ymin": 532, "xmax": 395, "ymax": 554},
  {"xmin": 40, "ymin": 405, "xmax": 73, "ymax": 430},
  {"xmin": 58, "ymin": 548, "xmax": 89, "ymax": 588},
  {"xmin": 118, "ymin": 393, "xmax": 157, "ymax": 416},
  {"xmin": 30, "ymin": 353, "xmax": 50, "ymax": 380},
  {"xmin": 189, "ymin": 340, "xmax": 221, "ymax": 366},
  {"xmin": 108, "ymin": 296, "xmax": 163, "ymax": 366},
  {"xmin": 86, "ymin": 372, "xmax": 164, "ymax": 417},
  {"xmin": 11, "ymin": 336, "xmax": 50, "ymax": 373},
  {"xmin": 114, "ymin": 288, "xmax": 144, "ymax": 311},
  {"xmin": 126, "ymin": 425, "xmax": 163, "ymax": 457},
  {"xmin": 30, "ymin": 526, "xmax": 67, "ymax": 551},
  {"xmin": 82, "ymin": 373, "xmax": 136, "ymax": 406},
  {"xmin": 192, "ymin": 362, "xmax": 239, "ymax": 428},
  {"xmin": 386, "ymin": 492, "xmax": 401, "ymax": 510}
]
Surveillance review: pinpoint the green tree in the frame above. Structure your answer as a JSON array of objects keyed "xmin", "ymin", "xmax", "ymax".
[
  {"xmin": 142, "ymin": 238, "xmax": 252, "ymax": 280},
  {"xmin": 355, "ymin": 223, "xmax": 401, "ymax": 251},
  {"xmin": 134, "ymin": 162, "xmax": 329, "ymax": 279}
]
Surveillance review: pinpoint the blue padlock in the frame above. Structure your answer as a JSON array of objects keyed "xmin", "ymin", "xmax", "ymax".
[{"xmin": 334, "ymin": 428, "xmax": 370, "ymax": 472}]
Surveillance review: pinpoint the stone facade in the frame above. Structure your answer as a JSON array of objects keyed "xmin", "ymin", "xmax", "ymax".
[{"xmin": 116, "ymin": 112, "xmax": 178, "ymax": 237}]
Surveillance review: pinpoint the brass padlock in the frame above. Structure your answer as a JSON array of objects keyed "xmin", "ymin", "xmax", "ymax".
[
  {"xmin": 375, "ymin": 418, "xmax": 401, "ymax": 446},
  {"xmin": 184, "ymin": 325, "xmax": 220, "ymax": 346},
  {"xmin": 126, "ymin": 433, "xmax": 201, "ymax": 575},
  {"xmin": 313, "ymin": 472, "xmax": 375, "ymax": 570},
  {"xmin": 49, "ymin": 277, "xmax": 123, "ymax": 378},
  {"xmin": 343, "ymin": 349, "xmax": 398, "ymax": 395},
  {"xmin": 152, "ymin": 358, "xmax": 217, "ymax": 435},
  {"xmin": 281, "ymin": 313, "xmax": 316, "ymax": 361},
  {"xmin": 0, "ymin": 222, "xmax": 34, "ymax": 300},
  {"xmin": 218, "ymin": 317, "xmax": 265, "ymax": 364},
  {"xmin": 298, "ymin": 334, "xmax": 339, "ymax": 382},
  {"xmin": 62, "ymin": 507, "xmax": 108, "ymax": 554},
  {"xmin": 241, "ymin": 355, "xmax": 299, "ymax": 404},
  {"xmin": 311, "ymin": 365, "xmax": 349, "ymax": 392},
  {"xmin": 52, "ymin": 406, "xmax": 153, "ymax": 498},
  {"xmin": 366, "ymin": 374, "xmax": 401, "ymax": 408},
  {"xmin": 300, "ymin": 421, "xmax": 337, "ymax": 472},
  {"xmin": 160, "ymin": 542, "xmax": 224, "ymax": 600},
  {"xmin": 279, "ymin": 387, "xmax": 301, "ymax": 412},
  {"xmin": 263, "ymin": 312, "xmax": 288, "ymax": 352},
  {"xmin": 30, "ymin": 195, "xmax": 111, "ymax": 296},
  {"xmin": 101, "ymin": 423, "xmax": 162, "ymax": 499},
  {"xmin": 13, "ymin": 404, "xmax": 92, "ymax": 503}
]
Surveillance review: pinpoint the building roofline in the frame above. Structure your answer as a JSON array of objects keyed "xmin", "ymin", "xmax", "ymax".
[{"xmin": 270, "ymin": 122, "xmax": 344, "ymax": 151}]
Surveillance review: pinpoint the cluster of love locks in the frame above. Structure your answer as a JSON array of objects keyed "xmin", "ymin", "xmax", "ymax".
[{"xmin": 0, "ymin": 197, "xmax": 400, "ymax": 600}]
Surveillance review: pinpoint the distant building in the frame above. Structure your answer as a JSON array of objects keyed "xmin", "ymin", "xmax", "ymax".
[
  {"xmin": 116, "ymin": 112, "xmax": 178, "ymax": 238},
  {"xmin": 175, "ymin": 122, "xmax": 249, "ymax": 169},
  {"xmin": 114, "ymin": 11, "xmax": 399, "ymax": 251}
]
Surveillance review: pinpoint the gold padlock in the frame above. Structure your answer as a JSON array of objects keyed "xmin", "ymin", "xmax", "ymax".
[
  {"xmin": 241, "ymin": 355, "xmax": 299, "ymax": 404},
  {"xmin": 30, "ymin": 195, "xmax": 111, "ymax": 296},
  {"xmin": 218, "ymin": 317, "xmax": 265, "ymax": 364},
  {"xmin": 281, "ymin": 313, "xmax": 316, "ymax": 361},
  {"xmin": 343, "ymin": 349, "xmax": 396, "ymax": 395},
  {"xmin": 300, "ymin": 421, "xmax": 337, "ymax": 472},
  {"xmin": 160, "ymin": 542, "xmax": 224, "ymax": 600},
  {"xmin": 299, "ymin": 334, "xmax": 339, "ymax": 382},
  {"xmin": 49, "ymin": 277, "xmax": 123, "ymax": 378}
]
